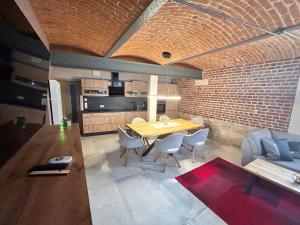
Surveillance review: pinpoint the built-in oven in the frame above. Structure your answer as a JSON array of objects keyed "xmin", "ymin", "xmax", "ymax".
[{"xmin": 157, "ymin": 101, "xmax": 166, "ymax": 113}]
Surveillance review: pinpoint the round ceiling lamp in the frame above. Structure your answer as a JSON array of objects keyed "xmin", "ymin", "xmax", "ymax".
[{"xmin": 162, "ymin": 51, "xmax": 171, "ymax": 58}]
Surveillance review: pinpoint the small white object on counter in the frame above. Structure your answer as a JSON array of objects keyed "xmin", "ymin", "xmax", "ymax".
[{"xmin": 49, "ymin": 156, "xmax": 72, "ymax": 164}]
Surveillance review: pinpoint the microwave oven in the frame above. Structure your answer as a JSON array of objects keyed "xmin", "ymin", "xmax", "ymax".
[{"xmin": 157, "ymin": 101, "xmax": 166, "ymax": 113}]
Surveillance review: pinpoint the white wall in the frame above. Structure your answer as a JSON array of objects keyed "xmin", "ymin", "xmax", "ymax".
[
  {"xmin": 148, "ymin": 75, "xmax": 158, "ymax": 122},
  {"xmin": 289, "ymin": 77, "xmax": 300, "ymax": 135},
  {"xmin": 49, "ymin": 80, "xmax": 63, "ymax": 125}
]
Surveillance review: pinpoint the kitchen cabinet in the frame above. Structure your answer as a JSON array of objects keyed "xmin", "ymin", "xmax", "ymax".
[
  {"xmin": 81, "ymin": 79, "xmax": 109, "ymax": 96},
  {"xmin": 82, "ymin": 111, "xmax": 146, "ymax": 134},
  {"xmin": 158, "ymin": 83, "xmax": 178, "ymax": 96},
  {"xmin": 125, "ymin": 81, "xmax": 148, "ymax": 97}
]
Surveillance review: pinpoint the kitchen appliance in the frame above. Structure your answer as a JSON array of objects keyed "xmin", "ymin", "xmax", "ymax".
[
  {"xmin": 157, "ymin": 101, "xmax": 166, "ymax": 113},
  {"xmin": 109, "ymin": 72, "xmax": 124, "ymax": 96}
]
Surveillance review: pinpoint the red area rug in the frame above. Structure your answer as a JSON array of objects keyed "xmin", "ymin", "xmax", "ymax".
[{"xmin": 176, "ymin": 158, "xmax": 300, "ymax": 225}]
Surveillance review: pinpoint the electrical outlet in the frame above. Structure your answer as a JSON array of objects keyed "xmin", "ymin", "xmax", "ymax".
[{"xmin": 100, "ymin": 105, "xmax": 105, "ymax": 108}]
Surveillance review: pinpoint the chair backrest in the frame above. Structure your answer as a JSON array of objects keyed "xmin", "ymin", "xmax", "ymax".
[
  {"xmin": 132, "ymin": 117, "xmax": 146, "ymax": 124},
  {"xmin": 159, "ymin": 115, "xmax": 170, "ymax": 121},
  {"xmin": 184, "ymin": 128, "xmax": 209, "ymax": 146},
  {"xmin": 117, "ymin": 127, "xmax": 132, "ymax": 146},
  {"xmin": 191, "ymin": 116, "xmax": 204, "ymax": 126},
  {"xmin": 154, "ymin": 133, "xmax": 184, "ymax": 152}
]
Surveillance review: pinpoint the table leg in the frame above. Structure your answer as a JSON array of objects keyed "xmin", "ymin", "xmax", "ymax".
[
  {"xmin": 141, "ymin": 134, "xmax": 168, "ymax": 157},
  {"xmin": 244, "ymin": 175, "xmax": 260, "ymax": 194},
  {"xmin": 143, "ymin": 138, "xmax": 150, "ymax": 146},
  {"xmin": 142, "ymin": 142, "xmax": 155, "ymax": 157}
]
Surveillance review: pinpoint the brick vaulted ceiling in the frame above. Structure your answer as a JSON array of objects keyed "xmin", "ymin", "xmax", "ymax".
[
  {"xmin": 113, "ymin": 0, "xmax": 300, "ymax": 69},
  {"xmin": 25, "ymin": 0, "xmax": 300, "ymax": 69},
  {"xmin": 0, "ymin": 0, "xmax": 37, "ymax": 39},
  {"xmin": 28, "ymin": 0, "xmax": 152, "ymax": 55}
]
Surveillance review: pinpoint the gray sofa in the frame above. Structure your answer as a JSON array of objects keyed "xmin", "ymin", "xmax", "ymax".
[{"xmin": 241, "ymin": 128, "xmax": 300, "ymax": 173}]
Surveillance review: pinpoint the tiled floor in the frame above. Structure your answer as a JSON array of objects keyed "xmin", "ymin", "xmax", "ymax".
[{"xmin": 81, "ymin": 134, "xmax": 242, "ymax": 225}]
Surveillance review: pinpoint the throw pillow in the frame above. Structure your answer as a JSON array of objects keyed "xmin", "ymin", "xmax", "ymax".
[
  {"xmin": 273, "ymin": 138, "xmax": 293, "ymax": 161},
  {"xmin": 261, "ymin": 138, "xmax": 280, "ymax": 161},
  {"xmin": 288, "ymin": 141, "xmax": 300, "ymax": 152}
]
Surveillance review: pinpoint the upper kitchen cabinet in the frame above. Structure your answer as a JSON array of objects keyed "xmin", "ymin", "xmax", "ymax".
[
  {"xmin": 81, "ymin": 79, "xmax": 109, "ymax": 96},
  {"xmin": 158, "ymin": 83, "xmax": 178, "ymax": 96},
  {"xmin": 125, "ymin": 81, "xmax": 148, "ymax": 97}
]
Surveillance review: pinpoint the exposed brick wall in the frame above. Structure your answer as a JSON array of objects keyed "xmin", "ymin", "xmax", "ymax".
[{"xmin": 174, "ymin": 58, "xmax": 300, "ymax": 132}]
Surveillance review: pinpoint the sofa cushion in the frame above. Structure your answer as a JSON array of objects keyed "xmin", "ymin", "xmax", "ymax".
[
  {"xmin": 262, "ymin": 138, "xmax": 280, "ymax": 160},
  {"xmin": 272, "ymin": 159, "xmax": 300, "ymax": 173},
  {"xmin": 291, "ymin": 152, "xmax": 300, "ymax": 159},
  {"xmin": 288, "ymin": 141, "xmax": 300, "ymax": 152},
  {"xmin": 273, "ymin": 138, "xmax": 293, "ymax": 161},
  {"xmin": 247, "ymin": 128, "xmax": 272, "ymax": 156}
]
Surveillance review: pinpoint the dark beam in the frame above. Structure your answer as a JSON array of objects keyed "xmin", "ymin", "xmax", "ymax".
[
  {"xmin": 169, "ymin": 23, "xmax": 300, "ymax": 65},
  {"xmin": 0, "ymin": 23, "xmax": 49, "ymax": 60},
  {"xmin": 104, "ymin": 0, "xmax": 167, "ymax": 57},
  {"xmin": 50, "ymin": 51, "xmax": 202, "ymax": 79}
]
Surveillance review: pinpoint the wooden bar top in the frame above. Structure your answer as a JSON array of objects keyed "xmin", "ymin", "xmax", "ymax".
[{"xmin": 0, "ymin": 124, "xmax": 92, "ymax": 225}]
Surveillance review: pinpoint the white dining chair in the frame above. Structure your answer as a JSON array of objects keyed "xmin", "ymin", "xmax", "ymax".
[
  {"xmin": 159, "ymin": 115, "xmax": 170, "ymax": 121},
  {"xmin": 131, "ymin": 117, "xmax": 151, "ymax": 145},
  {"xmin": 153, "ymin": 133, "xmax": 184, "ymax": 172},
  {"xmin": 118, "ymin": 127, "xmax": 145, "ymax": 166},
  {"xmin": 191, "ymin": 116, "xmax": 204, "ymax": 126},
  {"xmin": 182, "ymin": 128, "xmax": 209, "ymax": 162},
  {"xmin": 132, "ymin": 117, "xmax": 146, "ymax": 124}
]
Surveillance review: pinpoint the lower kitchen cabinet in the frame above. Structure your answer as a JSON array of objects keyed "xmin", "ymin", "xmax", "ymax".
[
  {"xmin": 157, "ymin": 110, "xmax": 177, "ymax": 120},
  {"xmin": 82, "ymin": 111, "xmax": 146, "ymax": 134}
]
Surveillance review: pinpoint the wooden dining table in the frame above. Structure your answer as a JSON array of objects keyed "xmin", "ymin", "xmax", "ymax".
[{"xmin": 126, "ymin": 118, "xmax": 203, "ymax": 156}]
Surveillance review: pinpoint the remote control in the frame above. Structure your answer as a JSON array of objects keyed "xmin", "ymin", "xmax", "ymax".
[
  {"xmin": 28, "ymin": 169, "xmax": 70, "ymax": 176},
  {"xmin": 49, "ymin": 156, "xmax": 72, "ymax": 164}
]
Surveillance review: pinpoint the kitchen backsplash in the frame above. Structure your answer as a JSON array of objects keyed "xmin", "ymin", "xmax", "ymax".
[{"xmin": 83, "ymin": 96, "xmax": 147, "ymax": 112}]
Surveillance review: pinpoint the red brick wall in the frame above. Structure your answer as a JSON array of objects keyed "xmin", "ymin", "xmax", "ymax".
[{"xmin": 174, "ymin": 58, "xmax": 300, "ymax": 132}]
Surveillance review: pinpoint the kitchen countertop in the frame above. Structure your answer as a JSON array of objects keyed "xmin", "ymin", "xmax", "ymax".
[
  {"xmin": 0, "ymin": 124, "xmax": 92, "ymax": 225},
  {"xmin": 82, "ymin": 109, "xmax": 147, "ymax": 113}
]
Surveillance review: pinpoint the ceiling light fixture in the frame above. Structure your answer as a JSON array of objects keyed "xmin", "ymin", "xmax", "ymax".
[{"xmin": 162, "ymin": 51, "xmax": 171, "ymax": 58}]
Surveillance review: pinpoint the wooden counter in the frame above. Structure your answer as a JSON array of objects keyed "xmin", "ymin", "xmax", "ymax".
[
  {"xmin": 0, "ymin": 121, "xmax": 42, "ymax": 168},
  {"xmin": 0, "ymin": 124, "xmax": 92, "ymax": 225}
]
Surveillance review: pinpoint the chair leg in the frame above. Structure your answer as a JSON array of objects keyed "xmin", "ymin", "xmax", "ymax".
[
  {"xmin": 153, "ymin": 151, "xmax": 161, "ymax": 162},
  {"xmin": 133, "ymin": 148, "xmax": 139, "ymax": 155},
  {"xmin": 163, "ymin": 154, "xmax": 169, "ymax": 173},
  {"xmin": 192, "ymin": 147, "xmax": 195, "ymax": 163},
  {"xmin": 120, "ymin": 148, "xmax": 127, "ymax": 158},
  {"xmin": 201, "ymin": 147, "xmax": 206, "ymax": 159},
  {"xmin": 124, "ymin": 149, "xmax": 129, "ymax": 167},
  {"xmin": 173, "ymin": 154, "xmax": 181, "ymax": 168},
  {"xmin": 137, "ymin": 148, "xmax": 143, "ymax": 162}
]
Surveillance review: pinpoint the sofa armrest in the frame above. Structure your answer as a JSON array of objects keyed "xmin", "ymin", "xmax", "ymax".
[{"xmin": 241, "ymin": 137, "xmax": 255, "ymax": 166}]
